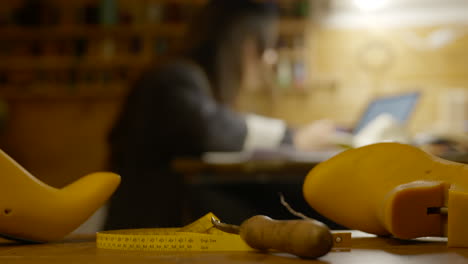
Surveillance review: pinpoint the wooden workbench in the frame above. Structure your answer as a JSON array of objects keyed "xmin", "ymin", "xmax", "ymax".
[
  {"xmin": 172, "ymin": 149, "xmax": 468, "ymax": 227},
  {"xmin": 173, "ymin": 154, "xmax": 341, "ymax": 228},
  {"xmin": 0, "ymin": 233, "xmax": 467, "ymax": 264}
]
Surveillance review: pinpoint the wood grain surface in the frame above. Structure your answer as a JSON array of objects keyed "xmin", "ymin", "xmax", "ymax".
[{"xmin": 0, "ymin": 232, "xmax": 467, "ymax": 264}]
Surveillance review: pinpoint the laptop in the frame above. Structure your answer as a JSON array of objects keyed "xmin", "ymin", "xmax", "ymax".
[
  {"xmin": 352, "ymin": 91, "xmax": 421, "ymax": 135},
  {"xmin": 333, "ymin": 91, "xmax": 421, "ymax": 148}
]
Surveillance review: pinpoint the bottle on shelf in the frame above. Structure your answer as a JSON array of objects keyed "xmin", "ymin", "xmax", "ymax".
[
  {"xmin": 99, "ymin": 0, "xmax": 118, "ymax": 26},
  {"xmin": 276, "ymin": 49, "xmax": 293, "ymax": 89},
  {"xmin": 146, "ymin": 0, "xmax": 164, "ymax": 24},
  {"xmin": 291, "ymin": 36, "xmax": 307, "ymax": 90}
]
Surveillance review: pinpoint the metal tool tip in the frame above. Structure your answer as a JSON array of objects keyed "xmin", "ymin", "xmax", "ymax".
[{"xmin": 211, "ymin": 217, "xmax": 220, "ymax": 225}]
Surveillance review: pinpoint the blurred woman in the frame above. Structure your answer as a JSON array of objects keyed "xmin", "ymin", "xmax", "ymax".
[{"xmin": 104, "ymin": 0, "xmax": 335, "ymax": 229}]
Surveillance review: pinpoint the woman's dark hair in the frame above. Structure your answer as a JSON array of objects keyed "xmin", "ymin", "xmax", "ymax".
[{"xmin": 182, "ymin": 0, "xmax": 278, "ymax": 105}]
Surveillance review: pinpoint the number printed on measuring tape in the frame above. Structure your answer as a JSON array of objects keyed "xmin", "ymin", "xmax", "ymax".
[
  {"xmin": 96, "ymin": 232, "xmax": 252, "ymax": 251},
  {"xmin": 96, "ymin": 213, "xmax": 253, "ymax": 252}
]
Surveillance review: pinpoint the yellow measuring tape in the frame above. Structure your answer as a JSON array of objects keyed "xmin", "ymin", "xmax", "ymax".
[
  {"xmin": 97, "ymin": 212, "xmax": 351, "ymax": 252},
  {"xmin": 97, "ymin": 213, "xmax": 252, "ymax": 251}
]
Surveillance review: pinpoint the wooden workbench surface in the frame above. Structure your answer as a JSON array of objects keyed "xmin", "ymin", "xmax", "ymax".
[{"xmin": 0, "ymin": 232, "xmax": 467, "ymax": 264}]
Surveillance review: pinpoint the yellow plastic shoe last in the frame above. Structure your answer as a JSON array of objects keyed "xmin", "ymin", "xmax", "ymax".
[
  {"xmin": 0, "ymin": 148, "xmax": 120, "ymax": 242},
  {"xmin": 303, "ymin": 142, "xmax": 468, "ymax": 246}
]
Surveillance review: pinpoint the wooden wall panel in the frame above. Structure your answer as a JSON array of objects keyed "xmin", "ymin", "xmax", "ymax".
[{"xmin": 0, "ymin": 98, "xmax": 123, "ymax": 187}]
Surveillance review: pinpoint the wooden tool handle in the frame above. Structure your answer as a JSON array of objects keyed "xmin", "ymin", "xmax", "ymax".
[{"xmin": 239, "ymin": 215, "xmax": 333, "ymax": 259}]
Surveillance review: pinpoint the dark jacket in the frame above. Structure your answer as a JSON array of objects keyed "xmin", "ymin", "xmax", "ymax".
[{"xmin": 104, "ymin": 60, "xmax": 292, "ymax": 229}]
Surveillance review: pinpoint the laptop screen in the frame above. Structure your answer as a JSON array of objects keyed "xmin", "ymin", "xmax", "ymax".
[{"xmin": 353, "ymin": 92, "xmax": 420, "ymax": 134}]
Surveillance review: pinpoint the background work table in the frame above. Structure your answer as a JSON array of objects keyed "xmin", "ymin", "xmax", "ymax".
[
  {"xmin": 173, "ymin": 148, "xmax": 468, "ymax": 227},
  {"xmin": 0, "ymin": 233, "xmax": 467, "ymax": 264}
]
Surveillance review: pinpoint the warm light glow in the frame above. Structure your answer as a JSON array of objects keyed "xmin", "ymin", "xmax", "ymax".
[
  {"xmin": 262, "ymin": 48, "xmax": 278, "ymax": 65},
  {"xmin": 352, "ymin": 0, "xmax": 389, "ymax": 11}
]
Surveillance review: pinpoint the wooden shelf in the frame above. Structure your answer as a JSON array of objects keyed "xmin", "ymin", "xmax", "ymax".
[
  {"xmin": 279, "ymin": 19, "xmax": 308, "ymax": 35},
  {"xmin": 0, "ymin": 83, "xmax": 129, "ymax": 100},
  {"xmin": 0, "ymin": 19, "xmax": 305, "ymax": 39},
  {"xmin": 0, "ymin": 0, "xmax": 311, "ymax": 99},
  {"xmin": 0, "ymin": 24, "xmax": 186, "ymax": 39},
  {"xmin": 3, "ymin": 0, "xmax": 208, "ymax": 8},
  {"xmin": 58, "ymin": 0, "xmax": 207, "ymax": 4},
  {"xmin": 0, "ymin": 56, "xmax": 152, "ymax": 69}
]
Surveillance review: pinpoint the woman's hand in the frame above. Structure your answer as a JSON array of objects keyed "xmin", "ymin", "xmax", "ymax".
[{"xmin": 293, "ymin": 120, "xmax": 339, "ymax": 151}]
